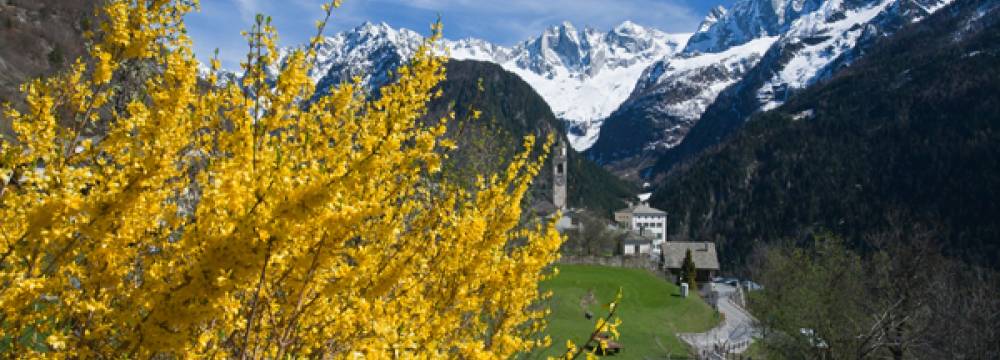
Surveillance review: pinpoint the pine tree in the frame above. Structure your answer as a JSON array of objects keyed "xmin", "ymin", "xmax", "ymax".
[{"xmin": 682, "ymin": 249, "xmax": 698, "ymax": 291}]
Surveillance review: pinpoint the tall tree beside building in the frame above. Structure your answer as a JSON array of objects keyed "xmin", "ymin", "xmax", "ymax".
[{"xmin": 681, "ymin": 249, "xmax": 698, "ymax": 290}]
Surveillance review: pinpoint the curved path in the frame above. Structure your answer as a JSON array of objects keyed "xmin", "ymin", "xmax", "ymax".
[{"xmin": 678, "ymin": 283, "xmax": 757, "ymax": 358}]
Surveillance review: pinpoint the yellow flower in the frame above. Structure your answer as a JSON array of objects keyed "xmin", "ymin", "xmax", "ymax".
[
  {"xmin": 0, "ymin": 0, "xmax": 561, "ymax": 358},
  {"xmin": 47, "ymin": 334, "xmax": 68, "ymax": 350},
  {"xmin": 93, "ymin": 47, "xmax": 113, "ymax": 84}
]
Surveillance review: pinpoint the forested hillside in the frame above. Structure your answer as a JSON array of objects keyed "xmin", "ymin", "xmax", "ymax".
[
  {"xmin": 647, "ymin": 0, "xmax": 950, "ymax": 177},
  {"xmin": 427, "ymin": 60, "xmax": 636, "ymax": 215},
  {"xmin": 651, "ymin": 0, "xmax": 1000, "ymax": 268}
]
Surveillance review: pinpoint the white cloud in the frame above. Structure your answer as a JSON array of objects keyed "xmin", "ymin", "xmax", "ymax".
[{"xmin": 233, "ymin": 0, "xmax": 262, "ymax": 22}]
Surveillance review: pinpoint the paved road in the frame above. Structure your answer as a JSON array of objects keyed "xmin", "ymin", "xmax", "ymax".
[{"xmin": 678, "ymin": 283, "xmax": 757, "ymax": 357}]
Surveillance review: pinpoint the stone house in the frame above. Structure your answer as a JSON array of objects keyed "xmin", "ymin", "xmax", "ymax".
[{"xmin": 660, "ymin": 242, "xmax": 720, "ymax": 283}]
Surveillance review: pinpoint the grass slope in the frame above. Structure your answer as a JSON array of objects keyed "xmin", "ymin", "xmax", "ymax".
[{"xmin": 532, "ymin": 265, "xmax": 718, "ymax": 359}]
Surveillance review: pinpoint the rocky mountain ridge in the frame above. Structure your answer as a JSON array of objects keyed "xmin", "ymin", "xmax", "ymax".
[
  {"xmin": 271, "ymin": 20, "xmax": 689, "ymax": 151},
  {"xmin": 587, "ymin": 0, "xmax": 954, "ymax": 180}
]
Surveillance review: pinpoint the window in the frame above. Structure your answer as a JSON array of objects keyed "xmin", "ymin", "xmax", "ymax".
[{"xmin": 557, "ymin": 163, "xmax": 564, "ymax": 174}]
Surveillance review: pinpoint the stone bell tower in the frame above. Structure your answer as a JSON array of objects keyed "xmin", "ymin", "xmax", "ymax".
[{"xmin": 553, "ymin": 139, "xmax": 568, "ymax": 210}]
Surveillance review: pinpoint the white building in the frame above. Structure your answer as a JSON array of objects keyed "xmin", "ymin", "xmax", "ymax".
[{"xmin": 614, "ymin": 203, "xmax": 667, "ymax": 251}]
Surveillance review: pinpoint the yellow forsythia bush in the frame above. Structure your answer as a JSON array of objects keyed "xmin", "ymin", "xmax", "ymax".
[{"xmin": 0, "ymin": 0, "xmax": 563, "ymax": 358}]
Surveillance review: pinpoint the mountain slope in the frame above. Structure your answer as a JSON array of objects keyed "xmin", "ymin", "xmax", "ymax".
[
  {"xmin": 588, "ymin": 0, "xmax": 952, "ymax": 178},
  {"xmin": 426, "ymin": 60, "xmax": 637, "ymax": 215},
  {"xmin": 650, "ymin": 0, "xmax": 953, "ymax": 175},
  {"xmin": 650, "ymin": 0, "xmax": 1000, "ymax": 268},
  {"xmin": 586, "ymin": 35, "xmax": 776, "ymax": 180}
]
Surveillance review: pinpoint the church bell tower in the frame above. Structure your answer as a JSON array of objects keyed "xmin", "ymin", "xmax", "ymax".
[{"xmin": 553, "ymin": 139, "xmax": 568, "ymax": 210}]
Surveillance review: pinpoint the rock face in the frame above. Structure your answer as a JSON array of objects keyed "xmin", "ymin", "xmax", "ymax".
[
  {"xmin": 480, "ymin": 21, "xmax": 690, "ymax": 152},
  {"xmin": 303, "ymin": 22, "xmax": 425, "ymax": 99},
  {"xmin": 683, "ymin": 0, "xmax": 827, "ymax": 54},
  {"xmin": 586, "ymin": 36, "xmax": 777, "ymax": 179},
  {"xmin": 275, "ymin": 21, "xmax": 689, "ymax": 151},
  {"xmin": 587, "ymin": 0, "xmax": 954, "ymax": 178},
  {"xmin": 0, "ymin": 1, "xmax": 94, "ymax": 136}
]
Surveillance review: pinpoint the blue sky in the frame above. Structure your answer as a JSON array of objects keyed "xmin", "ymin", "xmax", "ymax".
[{"xmin": 186, "ymin": 0, "xmax": 735, "ymax": 69}]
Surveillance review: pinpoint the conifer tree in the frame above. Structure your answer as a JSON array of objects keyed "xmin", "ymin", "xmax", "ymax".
[{"xmin": 682, "ymin": 249, "xmax": 698, "ymax": 291}]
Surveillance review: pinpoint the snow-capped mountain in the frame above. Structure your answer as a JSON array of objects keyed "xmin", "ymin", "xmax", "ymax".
[
  {"xmin": 585, "ymin": 35, "xmax": 778, "ymax": 174},
  {"xmin": 756, "ymin": 0, "xmax": 953, "ymax": 111},
  {"xmin": 304, "ymin": 22, "xmax": 425, "ymax": 98},
  {"xmin": 683, "ymin": 0, "xmax": 826, "ymax": 54},
  {"xmin": 587, "ymin": 0, "xmax": 954, "ymax": 175},
  {"xmin": 657, "ymin": 0, "xmax": 956, "ymax": 177},
  {"xmin": 285, "ymin": 21, "xmax": 688, "ymax": 151},
  {"xmin": 253, "ymin": 0, "xmax": 955, "ymax": 173},
  {"xmin": 473, "ymin": 22, "xmax": 690, "ymax": 151}
]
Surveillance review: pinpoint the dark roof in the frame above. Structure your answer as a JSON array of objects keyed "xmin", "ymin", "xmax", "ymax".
[
  {"xmin": 615, "ymin": 203, "xmax": 667, "ymax": 216},
  {"xmin": 622, "ymin": 230, "xmax": 655, "ymax": 245},
  {"xmin": 661, "ymin": 242, "xmax": 720, "ymax": 270},
  {"xmin": 614, "ymin": 205, "xmax": 635, "ymax": 216}
]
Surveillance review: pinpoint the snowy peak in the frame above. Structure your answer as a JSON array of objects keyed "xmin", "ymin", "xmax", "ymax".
[
  {"xmin": 520, "ymin": 21, "xmax": 590, "ymax": 74},
  {"xmin": 339, "ymin": 21, "xmax": 423, "ymax": 52},
  {"xmin": 495, "ymin": 21, "xmax": 690, "ymax": 150},
  {"xmin": 698, "ymin": 6, "xmax": 729, "ymax": 33},
  {"xmin": 661, "ymin": 0, "xmax": 956, "ymax": 112},
  {"xmin": 305, "ymin": 21, "xmax": 424, "ymax": 92},
  {"xmin": 614, "ymin": 20, "xmax": 644, "ymax": 33},
  {"xmin": 589, "ymin": 0, "xmax": 960, "ymax": 169},
  {"xmin": 683, "ymin": 0, "xmax": 830, "ymax": 54},
  {"xmin": 284, "ymin": 20, "xmax": 688, "ymax": 151},
  {"xmin": 447, "ymin": 37, "xmax": 510, "ymax": 62},
  {"xmin": 514, "ymin": 21, "xmax": 680, "ymax": 78},
  {"xmin": 757, "ymin": 0, "xmax": 955, "ymax": 110}
]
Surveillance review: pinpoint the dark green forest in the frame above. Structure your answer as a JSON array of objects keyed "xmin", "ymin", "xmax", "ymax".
[{"xmin": 651, "ymin": 0, "xmax": 1000, "ymax": 269}]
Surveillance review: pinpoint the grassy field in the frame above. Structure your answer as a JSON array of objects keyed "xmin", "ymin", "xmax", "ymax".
[{"xmin": 527, "ymin": 264, "xmax": 720, "ymax": 359}]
